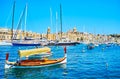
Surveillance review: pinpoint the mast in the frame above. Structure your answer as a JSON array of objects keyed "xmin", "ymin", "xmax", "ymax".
[
  {"xmin": 56, "ymin": 12, "xmax": 58, "ymax": 40},
  {"xmin": 60, "ymin": 4, "xmax": 62, "ymax": 39},
  {"xmin": 50, "ymin": 8, "xmax": 52, "ymax": 34},
  {"xmin": 11, "ymin": 1, "xmax": 15, "ymax": 41},
  {"xmin": 24, "ymin": 3, "xmax": 27, "ymax": 38}
]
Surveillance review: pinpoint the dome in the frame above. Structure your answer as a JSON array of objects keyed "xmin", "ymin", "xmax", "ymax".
[{"xmin": 73, "ymin": 27, "xmax": 77, "ymax": 32}]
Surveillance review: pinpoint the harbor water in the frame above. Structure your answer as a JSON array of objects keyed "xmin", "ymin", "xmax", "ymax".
[{"xmin": 0, "ymin": 44, "xmax": 120, "ymax": 79}]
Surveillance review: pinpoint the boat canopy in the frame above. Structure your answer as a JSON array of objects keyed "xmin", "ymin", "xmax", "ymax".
[{"xmin": 18, "ymin": 47, "xmax": 51, "ymax": 58}]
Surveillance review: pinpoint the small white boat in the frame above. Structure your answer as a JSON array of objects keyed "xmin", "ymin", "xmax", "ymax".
[
  {"xmin": 4, "ymin": 47, "xmax": 67, "ymax": 68},
  {"xmin": 0, "ymin": 41, "xmax": 12, "ymax": 46}
]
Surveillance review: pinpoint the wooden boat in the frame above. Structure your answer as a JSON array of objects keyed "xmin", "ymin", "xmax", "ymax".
[{"xmin": 4, "ymin": 47, "xmax": 67, "ymax": 68}]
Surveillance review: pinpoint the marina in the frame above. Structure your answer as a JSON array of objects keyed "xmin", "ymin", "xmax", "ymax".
[{"xmin": 0, "ymin": 0, "xmax": 120, "ymax": 79}]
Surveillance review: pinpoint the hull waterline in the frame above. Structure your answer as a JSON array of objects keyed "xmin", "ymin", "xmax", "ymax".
[{"xmin": 12, "ymin": 43, "xmax": 41, "ymax": 46}]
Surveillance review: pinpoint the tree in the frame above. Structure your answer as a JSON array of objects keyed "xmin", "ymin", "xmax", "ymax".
[{"xmin": 80, "ymin": 37, "xmax": 84, "ymax": 41}]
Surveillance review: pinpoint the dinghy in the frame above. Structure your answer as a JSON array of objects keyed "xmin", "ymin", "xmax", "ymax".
[{"xmin": 4, "ymin": 47, "xmax": 67, "ymax": 68}]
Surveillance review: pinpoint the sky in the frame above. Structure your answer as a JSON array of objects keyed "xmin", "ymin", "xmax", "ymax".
[{"xmin": 0, "ymin": 0, "xmax": 120, "ymax": 34}]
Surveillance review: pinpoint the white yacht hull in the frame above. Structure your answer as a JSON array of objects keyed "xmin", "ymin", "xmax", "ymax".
[{"xmin": 0, "ymin": 42, "xmax": 12, "ymax": 46}]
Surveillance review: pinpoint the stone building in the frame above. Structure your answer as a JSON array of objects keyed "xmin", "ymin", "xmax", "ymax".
[
  {"xmin": 0, "ymin": 28, "xmax": 11, "ymax": 40},
  {"xmin": 0, "ymin": 28, "xmax": 41, "ymax": 40},
  {"xmin": 0, "ymin": 27, "xmax": 116, "ymax": 43}
]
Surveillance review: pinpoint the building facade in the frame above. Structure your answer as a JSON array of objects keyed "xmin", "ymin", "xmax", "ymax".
[{"xmin": 0, "ymin": 27, "xmax": 116, "ymax": 43}]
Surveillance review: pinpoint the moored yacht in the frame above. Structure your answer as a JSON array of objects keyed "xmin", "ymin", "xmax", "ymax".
[
  {"xmin": 12, "ymin": 40, "xmax": 41, "ymax": 46},
  {"xmin": 55, "ymin": 37, "xmax": 79, "ymax": 46}
]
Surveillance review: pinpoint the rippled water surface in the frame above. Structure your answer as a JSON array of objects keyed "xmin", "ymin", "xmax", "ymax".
[{"xmin": 0, "ymin": 44, "xmax": 120, "ymax": 79}]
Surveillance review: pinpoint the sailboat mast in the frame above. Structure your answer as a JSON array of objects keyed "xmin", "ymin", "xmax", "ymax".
[
  {"xmin": 60, "ymin": 4, "xmax": 62, "ymax": 39},
  {"xmin": 11, "ymin": 1, "xmax": 15, "ymax": 40},
  {"xmin": 50, "ymin": 8, "xmax": 52, "ymax": 34},
  {"xmin": 56, "ymin": 12, "xmax": 58, "ymax": 40},
  {"xmin": 24, "ymin": 3, "xmax": 27, "ymax": 38}
]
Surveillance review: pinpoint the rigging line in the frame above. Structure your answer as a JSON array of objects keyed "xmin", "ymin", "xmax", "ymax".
[
  {"xmin": 13, "ymin": 6, "xmax": 26, "ymax": 39},
  {"xmin": 13, "ymin": 11, "xmax": 23, "ymax": 39},
  {"xmin": 5, "ymin": 5, "xmax": 13, "ymax": 28},
  {"xmin": 0, "ymin": 5, "xmax": 12, "ymax": 40}
]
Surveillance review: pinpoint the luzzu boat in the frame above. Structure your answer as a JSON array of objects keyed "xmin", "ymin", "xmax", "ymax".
[{"xmin": 5, "ymin": 47, "xmax": 67, "ymax": 68}]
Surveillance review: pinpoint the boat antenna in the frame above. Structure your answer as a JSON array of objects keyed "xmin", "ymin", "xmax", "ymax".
[
  {"xmin": 11, "ymin": 1, "xmax": 16, "ymax": 41},
  {"xmin": 24, "ymin": 3, "xmax": 28, "ymax": 38},
  {"xmin": 60, "ymin": 4, "xmax": 62, "ymax": 40}
]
